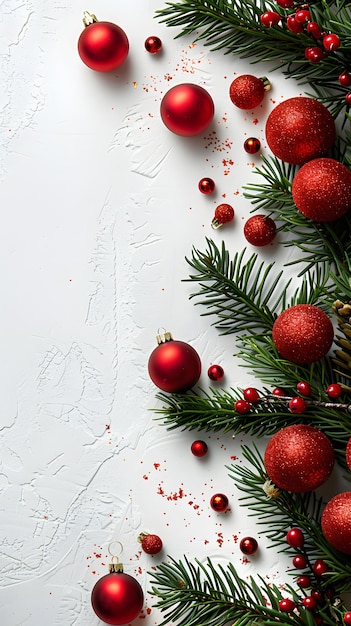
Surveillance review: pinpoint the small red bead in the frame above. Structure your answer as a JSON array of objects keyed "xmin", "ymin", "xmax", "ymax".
[
  {"xmin": 287, "ymin": 15, "xmax": 304, "ymax": 33},
  {"xmin": 306, "ymin": 22, "xmax": 322, "ymax": 39},
  {"xmin": 339, "ymin": 71, "xmax": 351, "ymax": 86},
  {"xmin": 208, "ymin": 364, "xmax": 225, "ymax": 381},
  {"xmin": 144, "ymin": 36, "xmax": 162, "ymax": 54},
  {"xmin": 305, "ymin": 46, "xmax": 325, "ymax": 63},
  {"xmin": 326, "ymin": 383, "xmax": 342, "ymax": 398},
  {"xmin": 289, "ymin": 396, "xmax": 307, "ymax": 414},
  {"xmin": 292, "ymin": 554, "xmax": 308, "ymax": 568},
  {"xmin": 295, "ymin": 9, "xmax": 311, "ymax": 23},
  {"xmin": 313, "ymin": 559, "xmax": 328, "ymax": 576},
  {"xmin": 239, "ymin": 536, "xmax": 259, "ymax": 555},
  {"xmin": 286, "ymin": 528, "xmax": 304, "ymax": 549},
  {"xmin": 279, "ymin": 599, "xmax": 296, "ymax": 612},
  {"xmin": 296, "ymin": 381, "xmax": 311, "ymax": 396},
  {"xmin": 303, "ymin": 597, "xmax": 317, "ymax": 611},
  {"xmin": 323, "ymin": 33, "xmax": 341, "ymax": 51},
  {"xmin": 198, "ymin": 177, "xmax": 215, "ymax": 194},
  {"xmin": 243, "ymin": 387, "xmax": 260, "ymax": 403},
  {"xmin": 260, "ymin": 11, "xmax": 281, "ymax": 27},
  {"xmin": 272, "ymin": 387, "xmax": 285, "ymax": 397},
  {"xmin": 344, "ymin": 612, "xmax": 351, "ymax": 625},
  {"xmin": 234, "ymin": 399, "xmax": 252, "ymax": 414},
  {"xmin": 244, "ymin": 137, "xmax": 261, "ymax": 154},
  {"xmin": 210, "ymin": 493, "xmax": 229, "ymax": 512},
  {"xmin": 191, "ymin": 440, "xmax": 208, "ymax": 457},
  {"xmin": 297, "ymin": 575, "xmax": 311, "ymax": 588}
]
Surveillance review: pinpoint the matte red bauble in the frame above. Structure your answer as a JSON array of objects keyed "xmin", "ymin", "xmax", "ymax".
[
  {"xmin": 264, "ymin": 424, "xmax": 334, "ymax": 492},
  {"xmin": 292, "ymin": 158, "xmax": 351, "ymax": 222},
  {"xmin": 321, "ymin": 492, "xmax": 351, "ymax": 554},
  {"xmin": 160, "ymin": 83, "xmax": 214, "ymax": 136},
  {"xmin": 78, "ymin": 13, "xmax": 129, "ymax": 72},
  {"xmin": 148, "ymin": 331, "xmax": 201, "ymax": 392},
  {"xmin": 272, "ymin": 304, "xmax": 334, "ymax": 364},
  {"xmin": 91, "ymin": 570, "xmax": 144, "ymax": 625},
  {"xmin": 265, "ymin": 97, "xmax": 336, "ymax": 164}
]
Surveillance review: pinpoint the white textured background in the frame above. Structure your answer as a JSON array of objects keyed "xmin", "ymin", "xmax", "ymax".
[{"xmin": 0, "ymin": 1, "xmax": 345, "ymax": 625}]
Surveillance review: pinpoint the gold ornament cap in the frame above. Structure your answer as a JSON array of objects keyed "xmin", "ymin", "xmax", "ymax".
[{"xmin": 156, "ymin": 330, "xmax": 173, "ymax": 345}]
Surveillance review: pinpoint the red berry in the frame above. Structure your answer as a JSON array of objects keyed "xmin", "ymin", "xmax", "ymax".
[
  {"xmin": 323, "ymin": 33, "xmax": 341, "ymax": 51},
  {"xmin": 208, "ymin": 364, "xmax": 225, "ymax": 381},
  {"xmin": 279, "ymin": 599, "xmax": 296, "ymax": 612},
  {"xmin": 296, "ymin": 381, "xmax": 311, "ymax": 396},
  {"xmin": 326, "ymin": 383, "xmax": 342, "ymax": 398},
  {"xmin": 139, "ymin": 533, "xmax": 163, "ymax": 554},
  {"xmin": 311, "ymin": 591, "xmax": 324, "ymax": 604},
  {"xmin": 293, "ymin": 554, "xmax": 308, "ymax": 568},
  {"xmin": 344, "ymin": 612, "xmax": 351, "ymax": 625},
  {"xmin": 272, "ymin": 387, "xmax": 285, "ymax": 397},
  {"xmin": 212, "ymin": 203, "xmax": 234, "ymax": 228},
  {"xmin": 198, "ymin": 177, "xmax": 215, "ymax": 194},
  {"xmin": 306, "ymin": 22, "xmax": 322, "ymax": 38},
  {"xmin": 297, "ymin": 575, "xmax": 311, "ymax": 588},
  {"xmin": 339, "ymin": 71, "xmax": 351, "ymax": 86},
  {"xmin": 303, "ymin": 597, "xmax": 317, "ymax": 611},
  {"xmin": 286, "ymin": 527, "xmax": 304, "ymax": 548},
  {"xmin": 289, "ymin": 396, "xmax": 307, "ymax": 414},
  {"xmin": 313, "ymin": 559, "xmax": 328, "ymax": 576},
  {"xmin": 287, "ymin": 15, "xmax": 304, "ymax": 33},
  {"xmin": 295, "ymin": 9, "xmax": 311, "ymax": 23},
  {"xmin": 305, "ymin": 47, "xmax": 325, "ymax": 63},
  {"xmin": 346, "ymin": 93, "xmax": 351, "ymax": 105},
  {"xmin": 144, "ymin": 36, "xmax": 162, "ymax": 54},
  {"xmin": 260, "ymin": 11, "xmax": 281, "ymax": 27},
  {"xmin": 244, "ymin": 137, "xmax": 261, "ymax": 154},
  {"xmin": 244, "ymin": 214, "xmax": 276, "ymax": 246},
  {"xmin": 234, "ymin": 399, "xmax": 252, "ymax": 414},
  {"xmin": 276, "ymin": 0, "xmax": 294, "ymax": 6},
  {"xmin": 191, "ymin": 440, "xmax": 208, "ymax": 457},
  {"xmin": 243, "ymin": 387, "xmax": 260, "ymax": 403}
]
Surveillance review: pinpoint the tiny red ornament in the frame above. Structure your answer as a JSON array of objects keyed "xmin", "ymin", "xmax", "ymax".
[
  {"xmin": 264, "ymin": 424, "xmax": 334, "ymax": 492},
  {"xmin": 191, "ymin": 440, "xmax": 208, "ymax": 457},
  {"xmin": 160, "ymin": 83, "xmax": 214, "ymax": 136},
  {"xmin": 78, "ymin": 13, "xmax": 129, "ymax": 72},
  {"xmin": 265, "ymin": 97, "xmax": 336, "ymax": 165},
  {"xmin": 138, "ymin": 532, "xmax": 163, "ymax": 554},
  {"xmin": 292, "ymin": 158, "xmax": 351, "ymax": 222},
  {"xmin": 272, "ymin": 304, "xmax": 334, "ymax": 364},
  {"xmin": 229, "ymin": 75, "xmax": 270, "ymax": 109},
  {"xmin": 91, "ymin": 565, "xmax": 144, "ymax": 625},
  {"xmin": 208, "ymin": 364, "xmax": 225, "ymax": 381},
  {"xmin": 212, "ymin": 203, "xmax": 235, "ymax": 228},
  {"xmin": 144, "ymin": 36, "xmax": 162, "ymax": 54},
  {"xmin": 239, "ymin": 536, "xmax": 258, "ymax": 555},
  {"xmin": 198, "ymin": 177, "xmax": 216, "ymax": 194},
  {"xmin": 148, "ymin": 331, "xmax": 201, "ymax": 393},
  {"xmin": 321, "ymin": 492, "xmax": 351, "ymax": 554},
  {"xmin": 244, "ymin": 137, "xmax": 261, "ymax": 154},
  {"xmin": 244, "ymin": 214, "xmax": 276, "ymax": 246},
  {"xmin": 286, "ymin": 527, "xmax": 304, "ymax": 548},
  {"xmin": 210, "ymin": 493, "xmax": 229, "ymax": 512}
]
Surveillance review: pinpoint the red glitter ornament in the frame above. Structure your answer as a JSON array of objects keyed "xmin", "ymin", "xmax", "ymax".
[
  {"xmin": 292, "ymin": 158, "xmax": 351, "ymax": 222},
  {"xmin": 272, "ymin": 304, "xmax": 334, "ymax": 364},
  {"xmin": 322, "ymin": 492, "xmax": 351, "ymax": 554},
  {"xmin": 346, "ymin": 437, "xmax": 351, "ymax": 470},
  {"xmin": 208, "ymin": 364, "xmax": 224, "ymax": 381},
  {"xmin": 198, "ymin": 177, "xmax": 215, "ymax": 194},
  {"xmin": 239, "ymin": 536, "xmax": 258, "ymax": 555},
  {"xmin": 229, "ymin": 75, "xmax": 270, "ymax": 109},
  {"xmin": 160, "ymin": 83, "xmax": 214, "ymax": 136},
  {"xmin": 138, "ymin": 532, "xmax": 163, "ymax": 554},
  {"xmin": 212, "ymin": 204, "xmax": 235, "ymax": 229},
  {"xmin": 91, "ymin": 566, "xmax": 143, "ymax": 625},
  {"xmin": 264, "ymin": 424, "xmax": 335, "ymax": 492},
  {"xmin": 148, "ymin": 331, "xmax": 201, "ymax": 393},
  {"xmin": 144, "ymin": 36, "xmax": 162, "ymax": 54},
  {"xmin": 244, "ymin": 137, "xmax": 261, "ymax": 154},
  {"xmin": 210, "ymin": 493, "xmax": 229, "ymax": 512},
  {"xmin": 265, "ymin": 97, "xmax": 336, "ymax": 165},
  {"xmin": 78, "ymin": 12, "xmax": 129, "ymax": 72},
  {"xmin": 191, "ymin": 440, "xmax": 208, "ymax": 457},
  {"xmin": 244, "ymin": 214, "xmax": 276, "ymax": 246}
]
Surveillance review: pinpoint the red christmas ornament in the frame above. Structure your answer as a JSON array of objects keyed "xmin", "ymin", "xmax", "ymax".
[
  {"xmin": 264, "ymin": 424, "xmax": 335, "ymax": 492},
  {"xmin": 210, "ymin": 493, "xmax": 229, "ymax": 512},
  {"xmin": 292, "ymin": 158, "xmax": 351, "ymax": 222},
  {"xmin": 272, "ymin": 304, "xmax": 334, "ymax": 364},
  {"xmin": 212, "ymin": 203, "xmax": 235, "ymax": 229},
  {"xmin": 144, "ymin": 36, "xmax": 162, "ymax": 54},
  {"xmin": 321, "ymin": 492, "xmax": 351, "ymax": 554},
  {"xmin": 160, "ymin": 83, "xmax": 214, "ymax": 136},
  {"xmin": 229, "ymin": 75, "xmax": 270, "ymax": 109},
  {"xmin": 207, "ymin": 364, "xmax": 224, "ymax": 381},
  {"xmin": 138, "ymin": 532, "xmax": 163, "ymax": 554},
  {"xmin": 78, "ymin": 12, "xmax": 129, "ymax": 72},
  {"xmin": 244, "ymin": 137, "xmax": 261, "ymax": 154},
  {"xmin": 239, "ymin": 536, "xmax": 259, "ymax": 555},
  {"xmin": 265, "ymin": 97, "xmax": 336, "ymax": 165},
  {"xmin": 346, "ymin": 437, "xmax": 351, "ymax": 470},
  {"xmin": 198, "ymin": 177, "xmax": 215, "ymax": 194},
  {"xmin": 244, "ymin": 214, "xmax": 276, "ymax": 246},
  {"xmin": 191, "ymin": 440, "xmax": 208, "ymax": 457},
  {"xmin": 148, "ymin": 331, "xmax": 201, "ymax": 393},
  {"xmin": 286, "ymin": 527, "xmax": 304, "ymax": 548},
  {"xmin": 91, "ymin": 563, "xmax": 144, "ymax": 625}
]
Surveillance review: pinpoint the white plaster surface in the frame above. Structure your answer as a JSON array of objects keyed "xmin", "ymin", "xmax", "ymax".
[{"xmin": 0, "ymin": 1, "xmax": 346, "ymax": 625}]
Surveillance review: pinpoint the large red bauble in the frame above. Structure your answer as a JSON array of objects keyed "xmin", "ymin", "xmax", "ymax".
[
  {"xmin": 265, "ymin": 97, "xmax": 336, "ymax": 164},
  {"xmin": 78, "ymin": 20, "xmax": 129, "ymax": 72},
  {"xmin": 264, "ymin": 424, "xmax": 334, "ymax": 492},
  {"xmin": 321, "ymin": 492, "xmax": 351, "ymax": 554},
  {"xmin": 292, "ymin": 158, "xmax": 351, "ymax": 222},
  {"xmin": 272, "ymin": 304, "xmax": 334, "ymax": 364},
  {"xmin": 160, "ymin": 83, "xmax": 214, "ymax": 136},
  {"xmin": 91, "ymin": 572, "xmax": 144, "ymax": 625},
  {"xmin": 148, "ymin": 339, "xmax": 201, "ymax": 392}
]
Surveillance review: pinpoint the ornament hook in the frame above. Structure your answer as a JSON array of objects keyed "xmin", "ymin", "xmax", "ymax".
[{"xmin": 108, "ymin": 540, "xmax": 123, "ymax": 564}]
